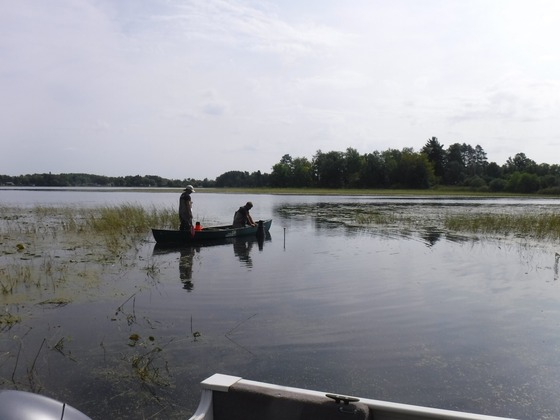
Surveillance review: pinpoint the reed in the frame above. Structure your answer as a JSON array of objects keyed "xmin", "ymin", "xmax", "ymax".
[
  {"xmin": 83, "ymin": 204, "xmax": 178, "ymax": 233},
  {"xmin": 353, "ymin": 207, "xmax": 560, "ymax": 241},
  {"xmin": 1, "ymin": 204, "xmax": 177, "ymax": 235},
  {"xmin": 444, "ymin": 212, "xmax": 560, "ymax": 240},
  {"xmin": 0, "ymin": 204, "xmax": 177, "ymax": 304}
]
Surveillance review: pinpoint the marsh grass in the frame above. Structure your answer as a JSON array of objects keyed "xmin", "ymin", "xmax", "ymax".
[
  {"xmin": 0, "ymin": 204, "xmax": 176, "ymax": 306},
  {"xmin": 352, "ymin": 207, "xmax": 560, "ymax": 242},
  {"xmin": 444, "ymin": 212, "xmax": 560, "ymax": 240},
  {"xmin": 1, "ymin": 203, "xmax": 177, "ymax": 235},
  {"xmin": 87, "ymin": 205, "xmax": 169, "ymax": 234},
  {"xmin": 355, "ymin": 211, "xmax": 408, "ymax": 225}
]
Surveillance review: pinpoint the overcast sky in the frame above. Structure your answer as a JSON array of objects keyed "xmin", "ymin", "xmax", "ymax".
[{"xmin": 1, "ymin": 1, "xmax": 559, "ymax": 180}]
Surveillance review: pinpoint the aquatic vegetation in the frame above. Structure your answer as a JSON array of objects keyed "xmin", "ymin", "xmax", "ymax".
[
  {"xmin": 352, "ymin": 206, "xmax": 560, "ymax": 241},
  {"xmin": 0, "ymin": 312, "xmax": 21, "ymax": 329},
  {"xmin": 142, "ymin": 258, "xmax": 160, "ymax": 278},
  {"xmin": 354, "ymin": 210, "xmax": 402, "ymax": 225},
  {"xmin": 443, "ymin": 212, "xmax": 560, "ymax": 240},
  {"xmin": 0, "ymin": 204, "xmax": 175, "ymax": 310},
  {"xmin": 125, "ymin": 333, "xmax": 171, "ymax": 386}
]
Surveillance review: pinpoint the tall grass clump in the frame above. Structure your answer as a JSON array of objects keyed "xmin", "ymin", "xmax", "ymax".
[
  {"xmin": 444, "ymin": 212, "xmax": 560, "ymax": 240},
  {"xmin": 85, "ymin": 204, "xmax": 178, "ymax": 234},
  {"xmin": 81, "ymin": 204, "xmax": 177, "ymax": 254}
]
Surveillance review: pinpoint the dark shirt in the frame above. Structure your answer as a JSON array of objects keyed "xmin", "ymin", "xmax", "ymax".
[
  {"xmin": 179, "ymin": 192, "xmax": 193, "ymax": 230},
  {"xmin": 232, "ymin": 206, "xmax": 250, "ymax": 228}
]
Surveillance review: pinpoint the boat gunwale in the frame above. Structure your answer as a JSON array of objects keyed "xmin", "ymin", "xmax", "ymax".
[{"xmin": 190, "ymin": 374, "xmax": 519, "ymax": 420}]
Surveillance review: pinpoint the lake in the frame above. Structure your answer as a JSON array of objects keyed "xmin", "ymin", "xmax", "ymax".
[{"xmin": 1, "ymin": 188, "xmax": 559, "ymax": 419}]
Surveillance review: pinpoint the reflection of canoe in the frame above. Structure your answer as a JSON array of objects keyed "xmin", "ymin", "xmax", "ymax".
[
  {"xmin": 189, "ymin": 374, "xmax": 517, "ymax": 420},
  {"xmin": 152, "ymin": 231, "xmax": 272, "ymax": 254},
  {"xmin": 152, "ymin": 219, "xmax": 272, "ymax": 245}
]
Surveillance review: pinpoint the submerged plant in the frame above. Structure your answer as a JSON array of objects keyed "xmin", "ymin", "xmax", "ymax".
[
  {"xmin": 125, "ymin": 334, "xmax": 171, "ymax": 386},
  {"xmin": 0, "ymin": 311, "xmax": 21, "ymax": 329}
]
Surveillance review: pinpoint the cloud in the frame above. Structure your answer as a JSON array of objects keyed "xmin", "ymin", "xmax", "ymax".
[{"xmin": 1, "ymin": 0, "xmax": 560, "ymax": 178}]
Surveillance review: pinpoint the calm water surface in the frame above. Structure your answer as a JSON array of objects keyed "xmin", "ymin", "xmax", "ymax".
[{"xmin": 1, "ymin": 188, "xmax": 560, "ymax": 419}]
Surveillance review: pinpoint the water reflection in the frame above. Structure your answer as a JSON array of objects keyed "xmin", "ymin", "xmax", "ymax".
[
  {"xmin": 233, "ymin": 232, "xmax": 271, "ymax": 267},
  {"xmin": 179, "ymin": 246, "xmax": 199, "ymax": 291},
  {"xmin": 421, "ymin": 227, "xmax": 443, "ymax": 246},
  {"xmin": 152, "ymin": 232, "xmax": 272, "ymax": 289}
]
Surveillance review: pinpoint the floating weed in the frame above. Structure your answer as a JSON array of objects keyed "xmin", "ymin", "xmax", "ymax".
[
  {"xmin": 355, "ymin": 211, "xmax": 400, "ymax": 225},
  {"xmin": 142, "ymin": 259, "xmax": 160, "ymax": 278},
  {"xmin": 128, "ymin": 333, "xmax": 141, "ymax": 346},
  {"xmin": 52, "ymin": 336, "xmax": 77, "ymax": 361},
  {"xmin": 0, "ymin": 311, "xmax": 21, "ymax": 329},
  {"xmin": 126, "ymin": 334, "xmax": 171, "ymax": 386},
  {"xmin": 37, "ymin": 297, "xmax": 72, "ymax": 307}
]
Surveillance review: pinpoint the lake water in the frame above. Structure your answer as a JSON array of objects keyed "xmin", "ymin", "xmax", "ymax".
[{"xmin": 1, "ymin": 188, "xmax": 560, "ymax": 419}]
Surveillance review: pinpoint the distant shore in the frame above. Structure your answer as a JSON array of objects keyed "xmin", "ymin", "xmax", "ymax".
[{"xmin": 0, "ymin": 185, "xmax": 551, "ymax": 198}]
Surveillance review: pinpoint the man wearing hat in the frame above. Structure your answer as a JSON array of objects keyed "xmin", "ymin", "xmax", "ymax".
[{"xmin": 179, "ymin": 185, "xmax": 195, "ymax": 231}]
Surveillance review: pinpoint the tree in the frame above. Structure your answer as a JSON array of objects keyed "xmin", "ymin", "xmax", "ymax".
[
  {"xmin": 344, "ymin": 147, "xmax": 364, "ymax": 188},
  {"xmin": 398, "ymin": 149, "xmax": 434, "ymax": 189},
  {"xmin": 270, "ymin": 154, "xmax": 293, "ymax": 187},
  {"xmin": 312, "ymin": 150, "xmax": 345, "ymax": 188},
  {"xmin": 446, "ymin": 143, "xmax": 465, "ymax": 167},
  {"xmin": 444, "ymin": 143, "xmax": 466, "ymax": 185},
  {"xmin": 291, "ymin": 157, "xmax": 313, "ymax": 187},
  {"xmin": 485, "ymin": 162, "xmax": 502, "ymax": 179},
  {"xmin": 421, "ymin": 137, "xmax": 446, "ymax": 180},
  {"xmin": 504, "ymin": 153, "xmax": 536, "ymax": 174},
  {"xmin": 472, "ymin": 145, "xmax": 488, "ymax": 176},
  {"xmin": 215, "ymin": 170, "xmax": 251, "ymax": 187},
  {"xmin": 507, "ymin": 172, "xmax": 540, "ymax": 193},
  {"xmin": 382, "ymin": 148, "xmax": 433, "ymax": 189},
  {"xmin": 360, "ymin": 151, "xmax": 388, "ymax": 188}
]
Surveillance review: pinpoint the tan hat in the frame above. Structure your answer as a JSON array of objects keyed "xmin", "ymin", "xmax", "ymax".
[{"xmin": 184, "ymin": 185, "xmax": 195, "ymax": 192}]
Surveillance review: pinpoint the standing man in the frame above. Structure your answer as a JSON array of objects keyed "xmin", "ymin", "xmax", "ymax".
[
  {"xmin": 232, "ymin": 201, "xmax": 256, "ymax": 228},
  {"xmin": 179, "ymin": 185, "xmax": 195, "ymax": 231}
]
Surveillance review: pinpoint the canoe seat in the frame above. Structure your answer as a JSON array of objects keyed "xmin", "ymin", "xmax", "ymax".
[{"xmin": 212, "ymin": 381, "xmax": 370, "ymax": 420}]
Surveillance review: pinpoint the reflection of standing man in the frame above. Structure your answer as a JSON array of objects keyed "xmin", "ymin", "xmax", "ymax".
[
  {"xmin": 179, "ymin": 246, "xmax": 198, "ymax": 291},
  {"xmin": 179, "ymin": 185, "xmax": 195, "ymax": 231}
]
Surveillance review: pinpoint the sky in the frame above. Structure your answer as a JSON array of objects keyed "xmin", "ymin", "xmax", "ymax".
[{"xmin": 1, "ymin": 0, "xmax": 559, "ymax": 180}]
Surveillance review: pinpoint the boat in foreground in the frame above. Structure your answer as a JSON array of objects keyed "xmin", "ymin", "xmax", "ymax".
[
  {"xmin": 189, "ymin": 373, "xmax": 518, "ymax": 420},
  {"xmin": 0, "ymin": 389, "xmax": 90, "ymax": 419},
  {"xmin": 152, "ymin": 219, "xmax": 272, "ymax": 245}
]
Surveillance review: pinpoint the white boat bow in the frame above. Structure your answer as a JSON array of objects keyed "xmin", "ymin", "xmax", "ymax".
[{"xmin": 189, "ymin": 373, "xmax": 518, "ymax": 420}]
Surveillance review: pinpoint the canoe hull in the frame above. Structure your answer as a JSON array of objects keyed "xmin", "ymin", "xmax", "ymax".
[
  {"xmin": 189, "ymin": 374, "xmax": 518, "ymax": 420},
  {"xmin": 152, "ymin": 219, "xmax": 272, "ymax": 245}
]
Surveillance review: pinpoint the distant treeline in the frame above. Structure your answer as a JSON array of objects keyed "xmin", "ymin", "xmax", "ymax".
[
  {"xmin": 220, "ymin": 138, "xmax": 560, "ymax": 194},
  {"xmin": 3, "ymin": 138, "xmax": 560, "ymax": 194},
  {"xmin": 0, "ymin": 173, "xmax": 214, "ymax": 188}
]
